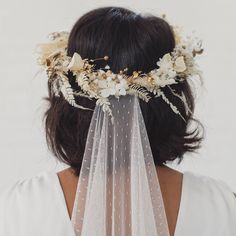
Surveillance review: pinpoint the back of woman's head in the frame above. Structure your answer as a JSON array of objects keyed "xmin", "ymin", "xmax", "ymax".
[{"xmin": 43, "ymin": 6, "xmax": 204, "ymax": 176}]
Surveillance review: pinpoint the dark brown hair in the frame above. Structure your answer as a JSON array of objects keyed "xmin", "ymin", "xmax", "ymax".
[{"xmin": 43, "ymin": 6, "xmax": 204, "ymax": 177}]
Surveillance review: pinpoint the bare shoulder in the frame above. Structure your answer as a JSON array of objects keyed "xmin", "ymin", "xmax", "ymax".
[
  {"xmin": 57, "ymin": 167, "xmax": 76, "ymax": 178},
  {"xmin": 56, "ymin": 167, "xmax": 78, "ymax": 197},
  {"xmin": 156, "ymin": 165, "xmax": 183, "ymax": 202},
  {"xmin": 56, "ymin": 167, "xmax": 78, "ymax": 219},
  {"xmin": 156, "ymin": 165, "xmax": 183, "ymax": 185},
  {"xmin": 156, "ymin": 165, "xmax": 183, "ymax": 236}
]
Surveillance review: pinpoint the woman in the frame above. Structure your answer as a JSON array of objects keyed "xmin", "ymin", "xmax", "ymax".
[{"xmin": 1, "ymin": 6, "xmax": 236, "ymax": 236}]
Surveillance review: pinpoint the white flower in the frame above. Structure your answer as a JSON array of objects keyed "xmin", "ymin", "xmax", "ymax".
[
  {"xmin": 115, "ymin": 79, "xmax": 128, "ymax": 96},
  {"xmin": 173, "ymin": 56, "xmax": 186, "ymax": 72},
  {"xmin": 98, "ymin": 79, "xmax": 108, "ymax": 89},
  {"xmin": 98, "ymin": 79, "xmax": 116, "ymax": 98},
  {"xmin": 67, "ymin": 52, "xmax": 84, "ymax": 71},
  {"xmin": 100, "ymin": 88, "xmax": 116, "ymax": 98},
  {"xmin": 158, "ymin": 78, "xmax": 177, "ymax": 87},
  {"xmin": 152, "ymin": 74, "xmax": 177, "ymax": 87},
  {"xmin": 117, "ymin": 74, "xmax": 123, "ymax": 80},
  {"xmin": 157, "ymin": 53, "xmax": 174, "ymax": 74},
  {"xmin": 98, "ymin": 77, "xmax": 128, "ymax": 98},
  {"xmin": 167, "ymin": 69, "xmax": 177, "ymax": 79},
  {"xmin": 150, "ymin": 68, "xmax": 177, "ymax": 87}
]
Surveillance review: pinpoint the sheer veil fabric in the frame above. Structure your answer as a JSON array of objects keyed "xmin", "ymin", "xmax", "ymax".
[{"xmin": 71, "ymin": 95, "xmax": 170, "ymax": 236}]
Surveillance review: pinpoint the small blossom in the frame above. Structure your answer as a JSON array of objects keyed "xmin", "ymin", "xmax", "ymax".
[
  {"xmin": 100, "ymin": 88, "xmax": 116, "ymax": 98},
  {"xmin": 98, "ymin": 77, "xmax": 128, "ymax": 98},
  {"xmin": 173, "ymin": 56, "xmax": 186, "ymax": 72},
  {"xmin": 115, "ymin": 79, "xmax": 128, "ymax": 96},
  {"xmin": 152, "ymin": 74, "xmax": 177, "ymax": 87},
  {"xmin": 150, "ymin": 70, "xmax": 176, "ymax": 87},
  {"xmin": 156, "ymin": 53, "xmax": 173, "ymax": 74},
  {"xmin": 99, "ymin": 79, "xmax": 116, "ymax": 98},
  {"xmin": 98, "ymin": 79, "xmax": 108, "ymax": 89},
  {"xmin": 158, "ymin": 78, "xmax": 177, "ymax": 87},
  {"xmin": 67, "ymin": 52, "xmax": 84, "ymax": 71}
]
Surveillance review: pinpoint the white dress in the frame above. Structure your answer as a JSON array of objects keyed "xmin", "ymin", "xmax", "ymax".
[{"xmin": 0, "ymin": 170, "xmax": 236, "ymax": 236}]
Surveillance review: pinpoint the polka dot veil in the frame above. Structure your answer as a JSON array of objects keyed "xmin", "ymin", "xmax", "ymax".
[{"xmin": 71, "ymin": 95, "xmax": 170, "ymax": 236}]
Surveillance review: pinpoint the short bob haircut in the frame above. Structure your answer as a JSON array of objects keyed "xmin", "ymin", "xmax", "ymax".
[{"xmin": 43, "ymin": 6, "xmax": 204, "ymax": 177}]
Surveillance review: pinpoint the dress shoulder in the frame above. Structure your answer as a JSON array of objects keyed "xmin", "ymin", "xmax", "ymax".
[
  {"xmin": 0, "ymin": 171, "xmax": 75, "ymax": 236},
  {"xmin": 0, "ymin": 171, "xmax": 55, "ymax": 196},
  {"xmin": 174, "ymin": 171, "xmax": 236, "ymax": 236},
  {"xmin": 184, "ymin": 171, "xmax": 236, "ymax": 207},
  {"xmin": 0, "ymin": 171, "xmax": 57, "ymax": 213}
]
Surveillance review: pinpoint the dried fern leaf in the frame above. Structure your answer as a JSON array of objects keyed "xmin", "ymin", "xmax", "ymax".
[
  {"xmin": 157, "ymin": 90, "xmax": 186, "ymax": 122},
  {"xmin": 167, "ymin": 85, "xmax": 192, "ymax": 116},
  {"xmin": 128, "ymin": 84, "xmax": 151, "ymax": 102},
  {"xmin": 60, "ymin": 75, "xmax": 93, "ymax": 111}
]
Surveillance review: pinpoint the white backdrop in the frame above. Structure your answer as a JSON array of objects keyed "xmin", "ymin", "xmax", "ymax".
[{"xmin": 0, "ymin": 0, "xmax": 235, "ymax": 191}]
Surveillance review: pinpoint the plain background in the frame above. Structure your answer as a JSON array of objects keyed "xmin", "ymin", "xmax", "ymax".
[{"xmin": 0, "ymin": 0, "xmax": 235, "ymax": 191}]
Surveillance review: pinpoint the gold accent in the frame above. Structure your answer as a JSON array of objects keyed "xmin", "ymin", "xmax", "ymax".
[
  {"xmin": 133, "ymin": 71, "xmax": 139, "ymax": 78},
  {"xmin": 101, "ymin": 73, "xmax": 106, "ymax": 79}
]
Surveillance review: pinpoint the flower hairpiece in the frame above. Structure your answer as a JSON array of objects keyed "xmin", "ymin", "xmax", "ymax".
[{"xmin": 35, "ymin": 23, "xmax": 204, "ymax": 124}]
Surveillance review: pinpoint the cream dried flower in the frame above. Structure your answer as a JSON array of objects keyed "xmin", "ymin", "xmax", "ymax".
[
  {"xmin": 98, "ymin": 79, "xmax": 116, "ymax": 98},
  {"xmin": 67, "ymin": 52, "xmax": 85, "ymax": 71},
  {"xmin": 36, "ymin": 32, "xmax": 69, "ymax": 65},
  {"xmin": 98, "ymin": 76, "xmax": 128, "ymax": 98},
  {"xmin": 173, "ymin": 56, "xmax": 187, "ymax": 72},
  {"xmin": 157, "ymin": 54, "xmax": 173, "ymax": 74}
]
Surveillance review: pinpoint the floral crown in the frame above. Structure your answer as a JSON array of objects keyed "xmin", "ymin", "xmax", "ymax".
[{"xmin": 35, "ymin": 20, "xmax": 204, "ymax": 124}]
